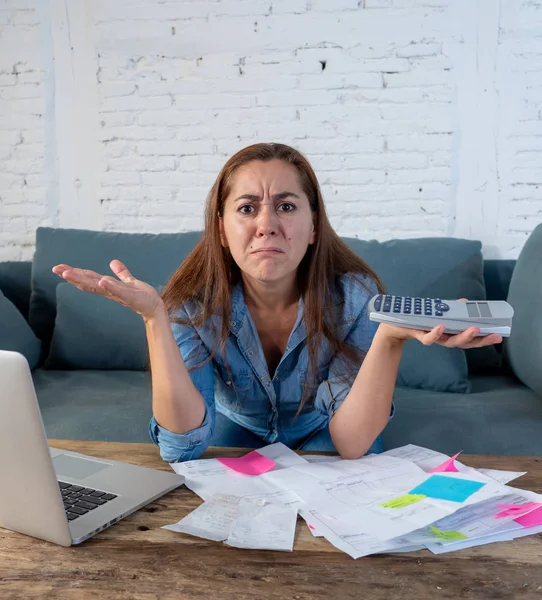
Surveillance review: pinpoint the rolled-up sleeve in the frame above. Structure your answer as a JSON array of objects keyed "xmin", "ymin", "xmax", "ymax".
[
  {"xmin": 314, "ymin": 280, "xmax": 395, "ymax": 421},
  {"xmin": 148, "ymin": 309, "xmax": 216, "ymax": 463}
]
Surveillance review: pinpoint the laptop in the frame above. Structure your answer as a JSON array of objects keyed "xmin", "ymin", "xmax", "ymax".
[{"xmin": 0, "ymin": 350, "xmax": 184, "ymax": 546}]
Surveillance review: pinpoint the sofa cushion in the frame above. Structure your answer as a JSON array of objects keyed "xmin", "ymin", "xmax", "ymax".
[
  {"xmin": 394, "ymin": 340, "xmax": 470, "ymax": 393},
  {"xmin": 506, "ymin": 223, "xmax": 542, "ymax": 396},
  {"xmin": 46, "ymin": 283, "xmax": 149, "ymax": 370},
  {"xmin": 343, "ymin": 236, "xmax": 491, "ymax": 393},
  {"xmin": 29, "ymin": 227, "xmax": 202, "ymax": 346},
  {"xmin": 0, "ymin": 260, "xmax": 32, "ymax": 320},
  {"xmin": 33, "ymin": 369, "xmax": 153, "ymax": 442},
  {"xmin": 383, "ymin": 375, "xmax": 542, "ymax": 455},
  {"xmin": 0, "ymin": 288, "xmax": 42, "ymax": 369}
]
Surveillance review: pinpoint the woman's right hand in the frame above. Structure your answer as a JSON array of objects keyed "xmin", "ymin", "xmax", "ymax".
[{"xmin": 52, "ymin": 260, "xmax": 165, "ymax": 322}]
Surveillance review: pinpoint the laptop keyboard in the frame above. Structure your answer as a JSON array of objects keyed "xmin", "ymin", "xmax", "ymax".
[{"xmin": 58, "ymin": 480, "xmax": 117, "ymax": 521}]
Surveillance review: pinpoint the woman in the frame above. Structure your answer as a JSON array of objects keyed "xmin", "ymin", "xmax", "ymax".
[{"xmin": 52, "ymin": 143, "xmax": 501, "ymax": 462}]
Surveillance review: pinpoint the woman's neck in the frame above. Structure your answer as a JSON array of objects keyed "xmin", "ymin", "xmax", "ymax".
[{"xmin": 241, "ymin": 273, "xmax": 299, "ymax": 313}]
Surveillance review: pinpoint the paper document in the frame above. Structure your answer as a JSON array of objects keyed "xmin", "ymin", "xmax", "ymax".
[
  {"xmin": 166, "ymin": 442, "xmax": 539, "ymax": 558},
  {"xmin": 162, "ymin": 493, "xmax": 240, "ymax": 541},
  {"xmin": 382, "ymin": 444, "xmax": 526, "ymax": 485},
  {"xmin": 225, "ymin": 498, "xmax": 298, "ymax": 552}
]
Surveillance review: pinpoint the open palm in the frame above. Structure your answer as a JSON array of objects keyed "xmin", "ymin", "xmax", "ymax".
[{"xmin": 52, "ymin": 260, "xmax": 163, "ymax": 321}]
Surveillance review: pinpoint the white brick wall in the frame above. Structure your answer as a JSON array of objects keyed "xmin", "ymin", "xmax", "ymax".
[
  {"xmin": 0, "ymin": 0, "xmax": 50, "ymax": 261},
  {"xmin": 1, "ymin": 0, "xmax": 541, "ymax": 260}
]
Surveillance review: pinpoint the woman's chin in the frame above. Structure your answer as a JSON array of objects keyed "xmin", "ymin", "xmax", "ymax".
[{"xmin": 246, "ymin": 266, "xmax": 292, "ymax": 283}]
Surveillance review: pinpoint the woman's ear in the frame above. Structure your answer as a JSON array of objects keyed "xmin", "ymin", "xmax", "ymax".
[
  {"xmin": 218, "ymin": 216, "xmax": 228, "ymax": 248},
  {"xmin": 309, "ymin": 219, "xmax": 316, "ymax": 245}
]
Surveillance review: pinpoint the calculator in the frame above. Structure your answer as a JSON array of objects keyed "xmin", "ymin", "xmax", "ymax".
[{"xmin": 368, "ymin": 295, "xmax": 514, "ymax": 337}]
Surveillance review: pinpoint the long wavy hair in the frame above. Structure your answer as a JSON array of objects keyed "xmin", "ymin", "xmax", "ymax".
[{"xmin": 161, "ymin": 143, "xmax": 385, "ymax": 410}]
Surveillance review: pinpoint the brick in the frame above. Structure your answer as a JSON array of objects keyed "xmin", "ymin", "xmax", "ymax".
[
  {"xmin": 101, "ymin": 94, "xmax": 172, "ymax": 112},
  {"xmin": 12, "ymin": 10, "xmax": 39, "ymax": 25},
  {"xmin": 136, "ymin": 110, "xmax": 206, "ymax": 127},
  {"xmin": 98, "ymin": 82, "xmax": 138, "ymax": 98},
  {"xmin": 107, "ymin": 156, "xmax": 176, "ymax": 172},
  {"xmin": 101, "ymin": 170, "xmax": 142, "ymax": 185},
  {"xmin": 272, "ymin": 0, "xmax": 307, "ymax": 14},
  {"xmin": 0, "ymin": 73, "xmax": 17, "ymax": 86},
  {"xmin": 396, "ymin": 43, "xmax": 442, "ymax": 58},
  {"xmin": 140, "ymin": 171, "xmax": 213, "ymax": 187},
  {"xmin": 98, "ymin": 126, "xmax": 176, "ymax": 142},
  {"xmin": 0, "ymin": 202, "xmax": 45, "ymax": 217},
  {"xmin": 96, "ymin": 2, "xmax": 210, "ymax": 22},
  {"xmin": 0, "ymin": 83, "xmax": 41, "ymax": 100},
  {"xmin": 172, "ymin": 93, "xmax": 255, "ymax": 110},
  {"xmin": 136, "ymin": 139, "xmax": 215, "ymax": 156}
]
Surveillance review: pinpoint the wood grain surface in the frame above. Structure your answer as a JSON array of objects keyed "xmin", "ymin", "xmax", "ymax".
[{"xmin": 1, "ymin": 440, "xmax": 541, "ymax": 600}]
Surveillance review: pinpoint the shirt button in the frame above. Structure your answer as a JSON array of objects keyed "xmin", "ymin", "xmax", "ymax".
[
  {"xmin": 247, "ymin": 350, "xmax": 253, "ymax": 356},
  {"xmin": 230, "ymin": 320, "xmax": 236, "ymax": 327}
]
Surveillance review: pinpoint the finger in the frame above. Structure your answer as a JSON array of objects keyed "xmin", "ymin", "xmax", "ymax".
[
  {"xmin": 419, "ymin": 325, "xmax": 446, "ymax": 346},
  {"xmin": 457, "ymin": 297, "xmax": 468, "ymax": 302},
  {"xmin": 459, "ymin": 334, "xmax": 503, "ymax": 349},
  {"xmin": 110, "ymin": 259, "xmax": 135, "ymax": 283},
  {"xmin": 440, "ymin": 326, "xmax": 480, "ymax": 348},
  {"xmin": 52, "ymin": 263, "xmax": 74, "ymax": 276},
  {"xmin": 97, "ymin": 276, "xmax": 132, "ymax": 305},
  {"xmin": 57, "ymin": 268, "xmax": 103, "ymax": 288}
]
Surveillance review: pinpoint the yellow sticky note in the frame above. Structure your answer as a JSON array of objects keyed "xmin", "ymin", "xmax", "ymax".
[
  {"xmin": 380, "ymin": 494, "xmax": 427, "ymax": 509},
  {"xmin": 430, "ymin": 526, "xmax": 468, "ymax": 541}
]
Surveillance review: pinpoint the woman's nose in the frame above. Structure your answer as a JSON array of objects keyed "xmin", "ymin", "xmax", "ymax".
[{"xmin": 255, "ymin": 205, "xmax": 279, "ymax": 236}]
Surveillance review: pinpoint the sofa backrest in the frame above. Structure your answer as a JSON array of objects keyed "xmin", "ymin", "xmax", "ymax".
[{"xmin": 0, "ymin": 234, "xmax": 517, "ymax": 333}]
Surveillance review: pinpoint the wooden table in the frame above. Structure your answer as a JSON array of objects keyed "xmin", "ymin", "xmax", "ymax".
[{"xmin": 1, "ymin": 441, "xmax": 541, "ymax": 600}]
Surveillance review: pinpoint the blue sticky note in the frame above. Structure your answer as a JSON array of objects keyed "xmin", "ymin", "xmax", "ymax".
[{"xmin": 409, "ymin": 475, "xmax": 485, "ymax": 503}]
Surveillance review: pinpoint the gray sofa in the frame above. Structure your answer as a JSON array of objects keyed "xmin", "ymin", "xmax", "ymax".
[{"xmin": 1, "ymin": 225, "xmax": 541, "ymax": 456}]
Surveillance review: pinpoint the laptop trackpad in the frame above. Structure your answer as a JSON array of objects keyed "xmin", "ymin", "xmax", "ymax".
[{"xmin": 53, "ymin": 454, "xmax": 111, "ymax": 480}]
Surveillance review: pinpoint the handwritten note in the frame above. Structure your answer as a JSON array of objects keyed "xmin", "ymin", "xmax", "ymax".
[
  {"xmin": 217, "ymin": 450, "xmax": 277, "ymax": 475},
  {"xmin": 380, "ymin": 494, "xmax": 427, "ymax": 509},
  {"xmin": 428, "ymin": 451, "xmax": 463, "ymax": 474},
  {"xmin": 409, "ymin": 475, "xmax": 486, "ymax": 503}
]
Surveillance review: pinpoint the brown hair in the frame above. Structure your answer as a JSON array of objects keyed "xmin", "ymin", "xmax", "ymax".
[{"xmin": 161, "ymin": 143, "xmax": 385, "ymax": 409}]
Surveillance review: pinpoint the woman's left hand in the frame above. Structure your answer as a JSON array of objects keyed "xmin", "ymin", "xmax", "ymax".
[
  {"xmin": 377, "ymin": 298, "xmax": 503, "ymax": 349},
  {"xmin": 378, "ymin": 322, "xmax": 503, "ymax": 349}
]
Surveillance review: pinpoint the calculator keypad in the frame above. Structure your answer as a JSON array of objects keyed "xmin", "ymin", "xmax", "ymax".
[{"xmin": 374, "ymin": 295, "xmax": 449, "ymax": 316}]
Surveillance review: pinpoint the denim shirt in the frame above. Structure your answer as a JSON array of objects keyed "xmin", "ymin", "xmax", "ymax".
[{"xmin": 149, "ymin": 273, "xmax": 387, "ymax": 462}]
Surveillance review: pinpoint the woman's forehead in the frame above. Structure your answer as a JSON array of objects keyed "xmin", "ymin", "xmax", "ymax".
[{"xmin": 229, "ymin": 160, "xmax": 302, "ymax": 191}]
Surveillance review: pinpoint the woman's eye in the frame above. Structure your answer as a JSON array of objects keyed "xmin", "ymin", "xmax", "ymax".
[
  {"xmin": 278, "ymin": 203, "xmax": 295, "ymax": 213},
  {"xmin": 239, "ymin": 205, "xmax": 255, "ymax": 215}
]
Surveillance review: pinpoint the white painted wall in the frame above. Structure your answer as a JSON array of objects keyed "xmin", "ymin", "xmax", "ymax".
[{"xmin": 0, "ymin": 0, "xmax": 541, "ymax": 261}]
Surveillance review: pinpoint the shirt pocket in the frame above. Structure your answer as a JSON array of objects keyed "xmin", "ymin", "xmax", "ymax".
[
  {"xmin": 297, "ymin": 365, "xmax": 330, "ymax": 413},
  {"xmin": 215, "ymin": 367, "xmax": 254, "ymax": 410}
]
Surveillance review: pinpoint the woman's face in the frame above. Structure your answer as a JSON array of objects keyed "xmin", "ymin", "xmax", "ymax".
[{"xmin": 220, "ymin": 159, "xmax": 315, "ymax": 285}]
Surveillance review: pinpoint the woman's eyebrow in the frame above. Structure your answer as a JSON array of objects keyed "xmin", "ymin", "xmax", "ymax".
[{"xmin": 234, "ymin": 191, "xmax": 301, "ymax": 203}]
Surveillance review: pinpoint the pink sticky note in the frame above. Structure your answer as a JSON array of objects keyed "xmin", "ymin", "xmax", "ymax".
[
  {"xmin": 217, "ymin": 450, "xmax": 277, "ymax": 475},
  {"xmin": 428, "ymin": 451, "xmax": 463, "ymax": 473},
  {"xmin": 514, "ymin": 506, "xmax": 542, "ymax": 528},
  {"xmin": 495, "ymin": 502, "xmax": 541, "ymax": 519},
  {"xmin": 308, "ymin": 524, "xmax": 316, "ymax": 531}
]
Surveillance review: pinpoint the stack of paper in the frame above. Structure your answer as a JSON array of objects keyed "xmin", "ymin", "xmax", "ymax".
[{"xmin": 162, "ymin": 443, "xmax": 542, "ymax": 558}]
